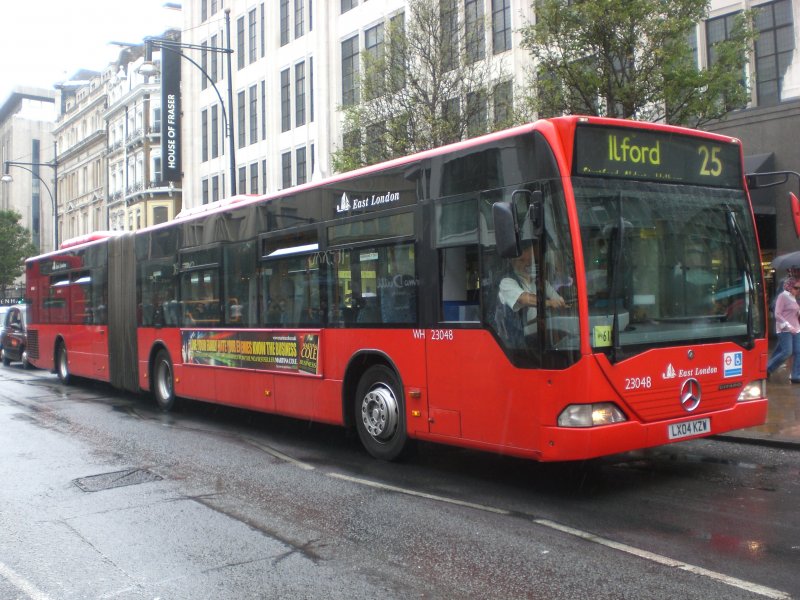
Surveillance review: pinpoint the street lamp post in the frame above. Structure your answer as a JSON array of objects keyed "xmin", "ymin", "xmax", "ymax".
[
  {"xmin": 138, "ymin": 8, "xmax": 236, "ymax": 196},
  {"xmin": 2, "ymin": 142, "xmax": 59, "ymax": 251}
]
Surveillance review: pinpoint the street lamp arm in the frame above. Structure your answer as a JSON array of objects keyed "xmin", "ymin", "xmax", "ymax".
[
  {"xmin": 3, "ymin": 160, "xmax": 58, "ymax": 250},
  {"xmin": 3, "ymin": 163, "xmax": 55, "ymax": 209},
  {"xmin": 151, "ymin": 38, "xmax": 232, "ymax": 55}
]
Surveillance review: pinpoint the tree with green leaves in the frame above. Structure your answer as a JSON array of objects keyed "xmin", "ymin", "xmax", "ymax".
[
  {"xmin": 331, "ymin": 0, "xmax": 512, "ymax": 173},
  {"xmin": 520, "ymin": 0, "xmax": 755, "ymax": 126},
  {"xmin": 0, "ymin": 210, "xmax": 37, "ymax": 299}
]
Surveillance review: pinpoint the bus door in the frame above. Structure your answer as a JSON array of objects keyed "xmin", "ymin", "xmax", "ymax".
[
  {"xmin": 424, "ymin": 195, "xmax": 485, "ymax": 441},
  {"xmin": 70, "ymin": 271, "xmax": 106, "ymax": 377}
]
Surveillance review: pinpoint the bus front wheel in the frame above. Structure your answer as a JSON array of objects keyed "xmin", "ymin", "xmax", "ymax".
[
  {"xmin": 354, "ymin": 365, "xmax": 408, "ymax": 461},
  {"xmin": 56, "ymin": 344, "xmax": 70, "ymax": 384},
  {"xmin": 153, "ymin": 350, "xmax": 176, "ymax": 412}
]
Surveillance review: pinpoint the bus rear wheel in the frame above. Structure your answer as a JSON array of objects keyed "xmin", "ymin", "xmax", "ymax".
[
  {"xmin": 153, "ymin": 350, "xmax": 176, "ymax": 412},
  {"xmin": 56, "ymin": 344, "xmax": 70, "ymax": 384},
  {"xmin": 354, "ymin": 365, "xmax": 408, "ymax": 461}
]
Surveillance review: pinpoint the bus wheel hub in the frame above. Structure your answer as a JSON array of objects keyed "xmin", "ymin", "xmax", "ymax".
[{"xmin": 361, "ymin": 386, "xmax": 398, "ymax": 440}]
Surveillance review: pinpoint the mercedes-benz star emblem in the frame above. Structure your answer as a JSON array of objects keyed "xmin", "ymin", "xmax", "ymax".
[{"xmin": 680, "ymin": 378, "xmax": 702, "ymax": 412}]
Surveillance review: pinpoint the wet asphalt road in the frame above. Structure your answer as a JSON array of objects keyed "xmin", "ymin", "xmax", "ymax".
[{"xmin": 0, "ymin": 365, "xmax": 797, "ymax": 600}]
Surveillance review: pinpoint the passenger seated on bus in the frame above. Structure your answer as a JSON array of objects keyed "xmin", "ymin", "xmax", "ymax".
[
  {"xmin": 267, "ymin": 262, "xmax": 295, "ymax": 325},
  {"xmin": 496, "ymin": 244, "xmax": 565, "ymax": 344},
  {"xmin": 228, "ymin": 298, "xmax": 243, "ymax": 323}
]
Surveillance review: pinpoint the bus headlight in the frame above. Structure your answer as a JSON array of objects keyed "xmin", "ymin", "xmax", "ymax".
[
  {"xmin": 557, "ymin": 403, "xmax": 627, "ymax": 428},
  {"xmin": 737, "ymin": 380, "xmax": 765, "ymax": 402}
]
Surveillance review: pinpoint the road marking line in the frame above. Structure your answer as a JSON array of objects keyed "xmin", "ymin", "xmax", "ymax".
[
  {"xmin": 244, "ymin": 438, "xmax": 316, "ymax": 470},
  {"xmin": 0, "ymin": 561, "xmax": 52, "ymax": 600},
  {"xmin": 327, "ymin": 472, "xmax": 511, "ymax": 514},
  {"xmin": 326, "ymin": 472, "xmax": 790, "ymax": 600},
  {"xmin": 534, "ymin": 519, "xmax": 791, "ymax": 600}
]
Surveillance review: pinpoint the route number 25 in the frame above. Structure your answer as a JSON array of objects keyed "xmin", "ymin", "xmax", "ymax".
[{"xmin": 698, "ymin": 145, "xmax": 722, "ymax": 177}]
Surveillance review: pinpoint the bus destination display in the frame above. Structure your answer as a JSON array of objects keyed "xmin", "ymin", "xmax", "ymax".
[{"xmin": 574, "ymin": 125, "xmax": 741, "ymax": 188}]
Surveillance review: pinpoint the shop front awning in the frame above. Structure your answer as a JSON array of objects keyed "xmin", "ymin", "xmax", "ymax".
[{"xmin": 744, "ymin": 152, "xmax": 775, "ymax": 175}]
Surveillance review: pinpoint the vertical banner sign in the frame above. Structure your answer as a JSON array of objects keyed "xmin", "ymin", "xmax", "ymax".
[{"xmin": 161, "ymin": 47, "xmax": 182, "ymax": 182}]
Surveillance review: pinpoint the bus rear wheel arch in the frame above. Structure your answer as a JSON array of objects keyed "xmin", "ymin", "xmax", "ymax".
[
  {"xmin": 354, "ymin": 364, "xmax": 409, "ymax": 461},
  {"xmin": 151, "ymin": 348, "xmax": 176, "ymax": 412},
  {"xmin": 55, "ymin": 341, "xmax": 70, "ymax": 384}
]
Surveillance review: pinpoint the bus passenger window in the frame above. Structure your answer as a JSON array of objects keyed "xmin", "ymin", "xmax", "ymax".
[
  {"xmin": 264, "ymin": 260, "xmax": 295, "ymax": 325},
  {"xmin": 181, "ymin": 270, "xmax": 220, "ymax": 327},
  {"xmin": 378, "ymin": 244, "xmax": 417, "ymax": 324},
  {"xmin": 224, "ymin": 241, "xmax": 257, "ymax": 327}
]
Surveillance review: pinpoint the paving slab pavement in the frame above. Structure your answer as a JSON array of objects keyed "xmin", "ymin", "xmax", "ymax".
[{"xmin": 716, "ymin": 365, "xmax": 800, "ymax": 449}]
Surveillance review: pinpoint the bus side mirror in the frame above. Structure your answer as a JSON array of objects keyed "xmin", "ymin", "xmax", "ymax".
[
  {"xmin": 493, "ymin": 201, "xmax": 521, "ymax": 258},
  {"xmin": 522, "ymin": 190, "xmax": 544, "ymax": 238},
  {"xmin": 791, "ymin": 192, "xmax": 800, "ymax": 238}
]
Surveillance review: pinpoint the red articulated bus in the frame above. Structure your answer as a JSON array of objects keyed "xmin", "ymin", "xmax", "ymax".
[{"xmin": 24, "ymin": 116, "xmax": 769, "ymax": 461}]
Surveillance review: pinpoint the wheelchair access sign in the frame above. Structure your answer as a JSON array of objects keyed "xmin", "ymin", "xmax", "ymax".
[{"xmin": 723, "ymin": 351, "xmax": 743, "ymax": 378}]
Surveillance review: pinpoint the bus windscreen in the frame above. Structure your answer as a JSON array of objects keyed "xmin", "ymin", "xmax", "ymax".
[{"xmin": 573, "ymin": 124, "xmax": 742, "ymax": 188}]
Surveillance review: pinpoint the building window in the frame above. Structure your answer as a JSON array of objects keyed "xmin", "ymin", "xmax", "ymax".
[
  {"xmin": 295, "ymin": 0, "xmax": 305, "ymax": 39},
  {"xmin": 201, "ymin": 109, "xmax": 209, "ymax": 162},
  {"xmin": 249, "ymin": 85, "xmax": 258, "ymax": 145},
  {"xmin": 465, "ymin": 0, "xmax": 485, "ymax": 64},
  {"xmin": 212, "ymin": 175, "xmax": 220, "ymax": 203},
  {"xmin": 706, "ymin": 12, "xmax": 748, "ymax": 107},
  {"xmin": 261, "ymin": 81, "xmax": 267, "ymax": 140},
  {"xmin": 250, "ymin": 162, "xmax": 259, "ymax": 193},
  {"xmin": 365, "ymin": 22, "xmax": 385, "ymax": 98},
  {"xmin": 342, "ymin": 0, "xmax": 357, "ymax": 13},
  {"xmin": 261, "ymin": 3, "xmax": 266, "ymax": 57},
  {"xmin": 441, "ymin": 0, "xmax": 458, "ymax": 71},
  {"xmin": 281, "ymin": 68, "xmax": 291, "ymax": 132},
  {"xmin": 296, "ymin": 147, "xmax": 307, "ymax": 185},
  {"xmin": 201, "ymin": 0, "xmax": 208, "ymax": 22},
  {"xmin": 201, "ymin": 42, "xmax": 208, "ymax": 90},
  {"xmin": 202, "ymin": 179, "xmax": 209, "ymax": 205},
  {"xmin": 153, "ymin": 156, "xmax": 162, "ymax": 184},
  {"xmin": 237, "ymin": 16, "xmax": 245, "ymax": 69},
  {"xmin": 280, "ymin": 0, "xmax": 290, "ymax": 46},
  {"xmin": 309, "ymin": 58, "xmax": 315, "ymax": 122},
  {"xmin": 366, "ymin": 121, "xmax": 387, "ymax": 164},
  {"xmin": 493, "ymin": 80, "xmax": 513, "ymax": 127},
  {"xmin": 295, "ymin": 62, "xmax": 306, "ymax": 126},
  {"xmin": 754, "ymin": 0, "xmax": 794, "ymax": 107},
  {"xmin": 211, "ymin": 105, "xmax": 219, "ymax": 158},
  {"xmin": 281, "ymin": 152, "xmax": 292, "ymax": 188},
  {"xmin": 262, "ymin": 159, "xmax": 267, "ymax": 193},
  {"xmin": 239, "ymin": 166, "xmax": 247, "ymax": 195},
  {"xmin": 467, "ymin": 91, "xmax": 487, "ymax": 137},
  {"xmin": 492, "ymin": 0, "xmax": 511, "ymax": 54},
  {"xmin": 389, "ymin": 12, "xmax": 406, "ymax": 92},
  {"xmin": 342, "ymin": 35, "xmax": 359, "ymax": 106},
  {"xmin": 210, "ymin": 34, "xmax": 219, "ymax": 81},
  {"xmin": 248, "ymin": 9, "xmax": 258, "ymax": 64},
  {"xmin": 238, "ymin": 91, "xmax": 246, "ymax": 148}
]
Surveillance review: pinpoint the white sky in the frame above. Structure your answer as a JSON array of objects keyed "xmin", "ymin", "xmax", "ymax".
[{"xmin": 0, "ymin": 0, "xmax": 182, "ymax": 105}]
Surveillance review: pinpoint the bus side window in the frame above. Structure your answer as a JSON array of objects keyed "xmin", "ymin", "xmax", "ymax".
[
  {"xmin": 436, "ymin": 196, "xmax": 480, "ymax": 323},
  {"xmin": 440, "ymin": 246, "xmax": 480, "ymax": 323},
  {"xmin": 378, "ymin": 243, "xmax": 417, "ymax": 324}
]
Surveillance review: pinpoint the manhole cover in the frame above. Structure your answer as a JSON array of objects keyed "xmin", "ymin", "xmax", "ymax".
[{"xmin": 74, "ymin": 468, "xmax": 162, "ymax": 492}]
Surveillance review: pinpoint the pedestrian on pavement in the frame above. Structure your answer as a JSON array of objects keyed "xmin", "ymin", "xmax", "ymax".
[{"xmin": 767, "ymin": 276, "xmax": 800, "ymax": 382}]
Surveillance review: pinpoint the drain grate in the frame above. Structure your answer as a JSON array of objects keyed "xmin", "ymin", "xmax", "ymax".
[{"xmin": 74, "ymin": 468, "xmax": 162, "ymax": 492}]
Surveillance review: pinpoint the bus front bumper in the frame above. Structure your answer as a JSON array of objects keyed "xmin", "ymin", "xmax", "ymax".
[{"xmin": 538, "ymin": 398, "xmax": 768, "ymax": 462}]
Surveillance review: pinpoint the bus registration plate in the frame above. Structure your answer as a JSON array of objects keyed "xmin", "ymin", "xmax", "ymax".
[{"xmin": 667, "ymin": 418, "xmax": 711, "ymax": 440}]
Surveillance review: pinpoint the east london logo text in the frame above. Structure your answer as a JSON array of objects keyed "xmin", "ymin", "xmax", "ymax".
[{"xmin": 336, "ymin": 191, "xmax": 400, "ymax": 213}]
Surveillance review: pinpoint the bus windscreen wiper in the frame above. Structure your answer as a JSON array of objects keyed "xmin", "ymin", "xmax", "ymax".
[{"xmin": 725, "ymin": 205, "xmax": 755, "ymax": 348}]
